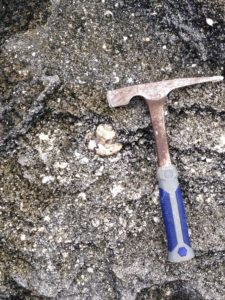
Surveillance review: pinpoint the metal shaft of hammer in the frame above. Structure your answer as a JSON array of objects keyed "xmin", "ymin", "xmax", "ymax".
[
  {"xmin": 147, "ymin": 99, "xmax": 171, "ymax": 167},
  {"xmin": 107, "ymin": 76, "xmax": 223, "ymax": 263}
]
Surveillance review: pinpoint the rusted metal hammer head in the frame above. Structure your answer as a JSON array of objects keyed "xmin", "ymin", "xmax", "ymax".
[{"xmin": 107, "ymin": 76, "xmax": 223, "ymax": 107}]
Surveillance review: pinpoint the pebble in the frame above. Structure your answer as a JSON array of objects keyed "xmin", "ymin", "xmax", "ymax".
[
  {"xmin": 119, "ymin": 216, "xmax": 127, "ymax": 228},
  {"xmin": 39, "ymin": 133, "xmax": 49, "ymax": 141},
  {"xmin": 102, "ymin": 43, "xmax": 107, "ymax": 50},
  {"xmin": 20, "ymin": 234, "xmax": 26, "ymax": 241},
  {"xmin": 95, "ymin": 166, "xmax": 104, "ymax": 176},
  {"xmin": 153, "ymin": 216, "xmax": 160, "ymax": 223},
  {"xmin": 88, "ymin": 140, "xmax": 97, "ymax": 151},
  {"xmin": 127, "ymin": 77, "xmax": 133, "ymax": 84},
  {"xmin": 196, "ymin": 194, "xmax": 204, "ymax": 203},
  {"xmin": 79, "ymin": 157, "xmax": 89, "ymax": 164},
  {"xmin": 87, "ymin": 267, "xmax": 94, "ymax": 273},
  {"xmin": 42, "ymin": 175, "xmax": 55, "ymax": 184},
  {"xmin": 206, "ymin": 18, "xmax": 214, "ymax": 26},
  {"xmin": 78, "ymin": 192, "xmax": 86, "ymax": 200},
  {"xmin": 18, "ymin": 155, "xmax": 31, "ymax": 166},
  {"xmin": 54, "ymin": 162, "xmax": 68, "ymax": 169},
  {"xmin": 92, "ymin": 218, "xmax": 100, "ymax": 227},
  {"xmin": 110, "ymin": 184, "xmax": 124, "ymax": 197},
  {"xmin": 214, "ymin": 134, "xmax": 225, "ymax": 153}
]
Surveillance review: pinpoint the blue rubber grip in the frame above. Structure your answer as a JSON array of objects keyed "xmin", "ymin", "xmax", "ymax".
[{"xmin": 157, "ymin": 165, "xmax": 194, "ymax": 263}]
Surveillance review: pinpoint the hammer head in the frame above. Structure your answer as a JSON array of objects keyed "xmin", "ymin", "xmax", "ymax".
[{"xmin": 107, "ymin": 76, "xmax": 223, "ymax": 107}]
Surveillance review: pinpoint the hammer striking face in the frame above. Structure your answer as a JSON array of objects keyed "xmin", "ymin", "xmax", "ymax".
[{"xmin": 107, "ymin": 76, "xmax": 223, "ymax": 263}]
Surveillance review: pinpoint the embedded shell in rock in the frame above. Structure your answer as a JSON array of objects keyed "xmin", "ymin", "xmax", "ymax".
[
  {"xmin": 1, "ymin": 0, "xmax": 225, "ymax": 299},
  {"xmin": 96, "ymin": 124, "xmax": 116, "ymax": 142},
  {"xmin": 91, "ymin": 124, "xmax": 122, "ymax": 156}
]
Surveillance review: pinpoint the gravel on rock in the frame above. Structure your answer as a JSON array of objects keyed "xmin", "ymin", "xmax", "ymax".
[{"xmin": 0, "ymin": 0, "xmax": 225, "ymax": 299}]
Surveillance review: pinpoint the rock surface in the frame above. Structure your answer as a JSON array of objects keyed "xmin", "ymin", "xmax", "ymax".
[{"xmin": 0, "ymin": 0, "xmax": 225, "ymax": 299}]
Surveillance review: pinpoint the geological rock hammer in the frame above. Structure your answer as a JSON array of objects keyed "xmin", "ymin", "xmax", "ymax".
[{"xmin": 107, "ymin": 76, "xmax": 223, "ymax": 263}]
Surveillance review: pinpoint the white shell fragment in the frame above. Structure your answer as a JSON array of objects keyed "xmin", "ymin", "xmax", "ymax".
[
  {"xmin": 96, "ymin": 124, "xmax": 116, "ymax": 142},
  {"xmin": 206, "ymin": 18, "xmax": 214, "ymax": 26},
  {"xmin": 96, "ymin": 143, "xmax": 122, "ymax": 157},
  {"xmin": 89, "ymin": 124, "xmax": 122, "ymax": 157}
]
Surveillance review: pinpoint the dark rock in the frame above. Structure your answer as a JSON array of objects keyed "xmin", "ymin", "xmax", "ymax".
[{"xmin": 0, "ymin": 0, "xmax": 225, "ymax": 299}]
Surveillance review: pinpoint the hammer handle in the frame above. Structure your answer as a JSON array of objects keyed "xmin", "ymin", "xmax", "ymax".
[{"xmin": 157, "ymin": 165, "xmax": 194, "ymax": 263}]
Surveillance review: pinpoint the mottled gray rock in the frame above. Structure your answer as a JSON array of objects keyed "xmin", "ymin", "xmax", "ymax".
[{"xmin": 1, "ymin": 0, "xmax": 225, "ymax": 299}]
